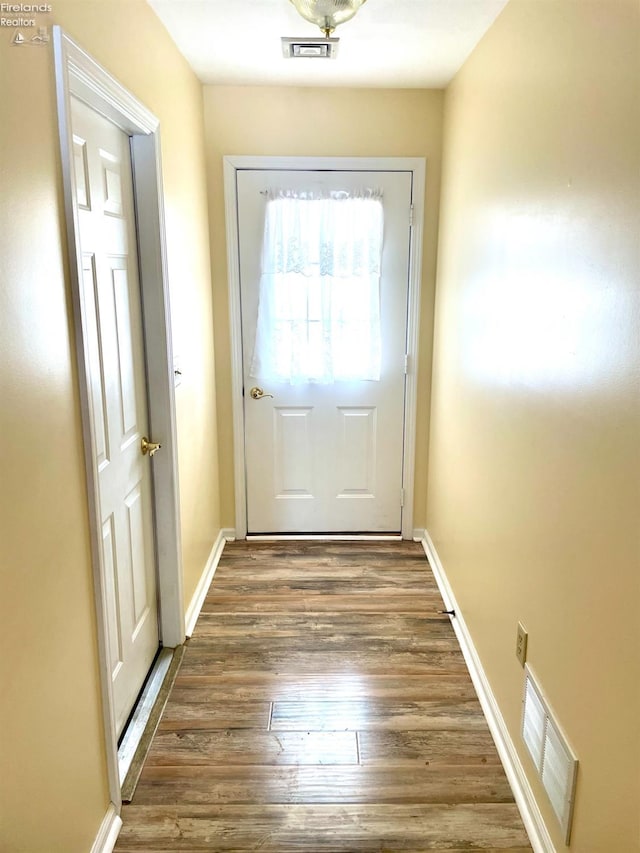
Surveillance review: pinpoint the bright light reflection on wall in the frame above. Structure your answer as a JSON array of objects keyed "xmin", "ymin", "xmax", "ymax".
[{"xmin": 460, "ymin": 211, "xmax": 632, "ymax": 392}]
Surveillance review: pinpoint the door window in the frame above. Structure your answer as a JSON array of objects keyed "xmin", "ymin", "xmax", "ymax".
[{"xmin": 250, "ymin": 190, "xmax": 384, "ymax": 384}]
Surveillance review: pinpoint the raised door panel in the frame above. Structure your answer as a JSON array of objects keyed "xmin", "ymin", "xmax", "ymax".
[
  {"xmin": 101, "ymin": 515, "xmax": 123, "ymax": 681},
  {"xmin": 100, "ymin": 147, "xmax": 124, "ymax": 217},
  {"xmin": 274, "ymin": 407, "xmax": 315, "ymax": 499},
  {"xmin": 336, "ymin": 406, "xmax": 377, "ymax": 499},
  {"xmin": 81, "ymin": 253, "xmax": 109, "ymax": 470},
  {"xmin": 111, "ymin": 261, "xmax": 141, "ymax": 443},
  {"xmin": 73, "ymin": 135, "xmax": 90, "ymax": 210},
  {"xmin": 125, "ymin": 483, "xmax": 152, "ymax": 633}
]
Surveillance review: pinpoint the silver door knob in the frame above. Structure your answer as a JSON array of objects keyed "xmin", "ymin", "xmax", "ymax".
[{"xmin": 249, "ymin": 386, "xmax": 274, "ymax": 400}]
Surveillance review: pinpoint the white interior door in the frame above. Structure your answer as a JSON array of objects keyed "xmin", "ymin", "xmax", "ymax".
[
  {"xmin": 238, "ymin": 169, "xmax": 412, "ymax": 534},
  {"xmin": 71, "ymin": 97, "xmax": 159, "ymax": 736}
]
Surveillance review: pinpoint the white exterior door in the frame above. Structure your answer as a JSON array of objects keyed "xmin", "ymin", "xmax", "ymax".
[
  {"xmin": 71, "ymin": 97, "xmax": 159, "ymax": 736},
  {"xmin": 238, "ymin": 169, "xmax": 412, "ymax": 534}
]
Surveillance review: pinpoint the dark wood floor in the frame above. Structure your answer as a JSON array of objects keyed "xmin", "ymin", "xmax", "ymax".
[{"xmin": 116, "ymin": 540, "xmax": 532, "ymax": 852}]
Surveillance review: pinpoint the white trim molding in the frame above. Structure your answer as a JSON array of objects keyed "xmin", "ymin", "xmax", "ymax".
[
  {"xmin": 223, "ymin": 155, "xmax": 425, "ymax": 540},
  {"xmin": 185, "ymin": 529, "xmax": 235, "ymax": 636},
  {"xmin": 53, "ymin": 26, "xmax": 184, "ymax": 812},
  {"xmin": 420, "ymin": 530, "xmax": 556, "ymax": 853},
  {"xmin": 90, "ymin": 805, "xmax": 122, "ymax": 853}
]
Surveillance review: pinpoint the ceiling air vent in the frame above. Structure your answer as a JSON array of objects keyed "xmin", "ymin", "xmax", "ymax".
[{"xmin": 282, "ymin": 36, "xmax": 339, "ymax": 59}]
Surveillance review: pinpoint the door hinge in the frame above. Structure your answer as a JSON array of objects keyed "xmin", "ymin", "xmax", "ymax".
[
  {"xmin": 409, "ymin": 203, "xmax": 414, "ymax": 227},
  {"xmin": 400, "ymin": 488, "xmax": 405, "ymax": 508},
  {"xmin": 404, "ymin": 353, "xmax": 409, "ymax": 375}
]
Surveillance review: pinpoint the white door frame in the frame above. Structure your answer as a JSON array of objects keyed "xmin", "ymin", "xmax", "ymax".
[
  {"xmin": 53, "ymin": 28, "xmax": 185, "ymax": 810},
  {"xmin": 223, "ymin": 155, "xmax": 425, "ymax": 540}
]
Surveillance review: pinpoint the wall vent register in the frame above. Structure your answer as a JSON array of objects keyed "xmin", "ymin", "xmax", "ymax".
[{"xmin": 521, "ymin": 665, "xmax": 578, "ymax": 845}]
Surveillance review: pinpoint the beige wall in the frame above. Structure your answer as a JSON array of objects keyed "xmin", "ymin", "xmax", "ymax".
[
  {"xmin": 202, "ymin": 86, "xmax": 444, "ymax": 529},
  {"xmin": 0, "ymin": 1, "xmax": 219, "ymax": 849},
  {"xmin": 428, "ymin": 1, "xmax": 640, "ymax": 850}
]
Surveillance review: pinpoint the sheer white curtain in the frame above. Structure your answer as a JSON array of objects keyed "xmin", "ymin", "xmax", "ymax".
[{"xmin": 250, "ymin": 189, "xmax": 384, "ymax": 384}]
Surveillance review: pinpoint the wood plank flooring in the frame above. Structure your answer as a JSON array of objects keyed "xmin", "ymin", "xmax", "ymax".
[{"xmin": 116, "ymin": 540, "xmax": 532, "ymax": 852}]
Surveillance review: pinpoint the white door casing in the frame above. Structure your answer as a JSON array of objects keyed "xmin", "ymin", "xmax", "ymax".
[
  {"xmin": 237, "ymin": 169, "xmax": 412, "ymax": 534},
  {"xmin": 54, "ymin": 27, "xmax": 184, "ymax": 811},
  {"xmin": 224, "ymin": 156, "xmax": 425, "ymax": 539},
  {"xmin": 72, "ymin": 97, "xmax": 159, "ymax": 736}
]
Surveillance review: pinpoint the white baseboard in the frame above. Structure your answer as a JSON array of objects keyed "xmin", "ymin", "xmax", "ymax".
[
  {"xmin": 90, "ymin": 804, "xmax": 122, "ymax": 853},
  {"xmin": 420, "ymin": 530, "xmax": 556, "ymax": 853},
  {"xmin": 185, "ymin": 528, "xmax": 234, "ymax": 636}
]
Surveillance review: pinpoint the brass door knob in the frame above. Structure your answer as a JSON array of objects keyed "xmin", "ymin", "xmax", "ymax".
[
  {"xmin": 249, "ymin": 386, "xmax": 274, "ymax": 400},
  {"xmin": 141, "ymin": 436, "xmax": 162, "ymax": 457}
]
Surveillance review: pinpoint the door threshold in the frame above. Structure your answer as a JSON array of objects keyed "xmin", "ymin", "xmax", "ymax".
[
  {"xmin": 117, "ymin": 645, "xmax": 184, "ymax": 799},
  {"xmin": 246, "ymin": 533, "xmax": 403, "ymax": 541}
]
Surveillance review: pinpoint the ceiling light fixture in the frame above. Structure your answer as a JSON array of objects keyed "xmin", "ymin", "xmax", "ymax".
[{"xmin": 288, "ymin": 0, "xmax": 368, "ymax": 38}]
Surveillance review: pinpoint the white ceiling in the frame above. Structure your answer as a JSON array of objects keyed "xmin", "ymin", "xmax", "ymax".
[{"xmin": 147, "ymin": 0, "xmax": 509, "ymax": 88}]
